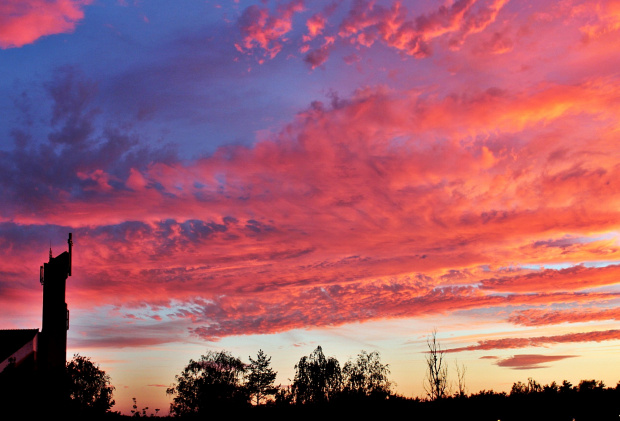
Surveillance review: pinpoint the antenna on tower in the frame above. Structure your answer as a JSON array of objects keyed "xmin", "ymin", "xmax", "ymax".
[
  {"xmin": 49, "ymin": 240, "xmax": 52, "ymax": 262},
  {"xmin": 68, "ymin": 233, "xmax": 73, "ymax": 276}
]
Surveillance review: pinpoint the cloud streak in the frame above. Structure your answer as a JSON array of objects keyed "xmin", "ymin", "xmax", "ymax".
[
  {"xmin": 481, "ymin": 264, "xmax": 620, "ymax": 293},
  {"xmin": 447, "ymin": 330, "xmax": 620, "ymax": 353},
  {"xmin": 493, "ymin": 354, "xmax": 578, "ymax": 370},
  {"xmin": 508, "ymin": 307, "xmax": 620, "ymax": 326}
]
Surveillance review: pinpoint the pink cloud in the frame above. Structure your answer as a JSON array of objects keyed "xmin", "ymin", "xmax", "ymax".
[
  {"xmin": 476, "ymin": 30, "xmax": 514, "ymax": 54},
  {"xmin": 236, "ymin": 0, "xmax": 512, "ymax": 68},
  {"xmin": 447, "ymin": 330, "xmax": 620, "ymax": 352},
  {"xmin": 446, "ymin": 0, "xmax": 509, "ymax": 49},
  {"xmin": 0, "ymin": 0, "xmax": 92, "ymax": 49},
  {"xmin": 580, "ymin": 0, "xmax": 620, "ymax": 41},
  {"xmin": 508, "ymin": 307, "xmax": 620, "ymax": 326},
  {"xmin": 8, "ymin": 78, "xmax": 620, "ymax": 232},
  {"xmin": 343, "ymin": 52, "xmax": 361, "ymax": 64},
  {"xmin": 229, "ymin": 0, "xmax": 620, "ymax": 71},
  {"xmin": 481, "ymin": 264, "xmax": 620, "ymax": 293},
  {"xmin": 3, "ymin": 47, "xmax": 620, "ymax": 343},
  {"xmin": 157, "ymin": 282, "xmax": 616, "ymax": 341},
  {"xmin": 236, "ymin": 0, "xmax": 305, "ymax": 60},
  {"xmin": 304, "ymin": 43, "xmax": 331, "ymax": 69},
  {"xmin": 70, "ymin": 314, "xmax": 188, "ymax": 349},
  {"xmin": 338, "ymin": 0, "xmax": 404, "ymax": 37},
  {"xmin": 304, "ymin": 12, "xmax": 326, "ymax": 41},
  {"xmin": 494, "ymin": 354, "xmax": 578, "ymax": 370},
  {"xmin": 337, "ymin": 0, "xmax": 509, "ymax": 57}
]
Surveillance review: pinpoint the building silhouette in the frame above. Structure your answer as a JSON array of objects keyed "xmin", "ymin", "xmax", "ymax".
[
  {"xmin": 0, "ymin": 233, "xmax": 73, "ymax": 409},
  {"xmin": 39, "ymin": 233, "xmax": 72, "ymax": 374}
]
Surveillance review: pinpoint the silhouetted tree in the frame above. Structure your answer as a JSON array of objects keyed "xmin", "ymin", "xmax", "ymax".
[
  {"xmin": 454, "ymin": 359, "xmax": 467, "ymax": 397},
  {"xmin": 292, "ymin": 346, "xmax": 341, "ymax": 404},
  {"xmin": 559, "ymin": 379, "xmax": 574, "ymax": 394},
  {"xmin": 542, "ymin": 381, "xmax": 559, "ymax": 395},
  {"xmin": 66, "ymin": 354, "xmax": 115, "ymax": 414},
  {"xmin": 510, "ymin": 377, "xmax": 541, "ymax": 396},
  {"xmin": 470, "ymin": 389, "xmax": 507, "ymax": 398},
  {"xmin": 166, "ymin": 350, "xmax": 248, "ymax": 415},
  {"xmin": 424, "ymin": 329, "xmax": 447, "ymax": 400},
  {"xmin": 510, "ymin": 380, "xmax": 528, "ymax": 395},
  {"xmin": 246, "ymin": 349, "xmax": 278, "ymax": 405},
  {"xmin": 342, "ymin": 350, "xmax": 391, "ymax": 400},
  {"xmin": 577, "ymin": 379, "xmax": 605, "ymax": 392}
]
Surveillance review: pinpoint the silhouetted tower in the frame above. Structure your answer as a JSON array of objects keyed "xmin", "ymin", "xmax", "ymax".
[{"xmin": 39, "ymin": 233, "xmax": 72, "ymax": 373}]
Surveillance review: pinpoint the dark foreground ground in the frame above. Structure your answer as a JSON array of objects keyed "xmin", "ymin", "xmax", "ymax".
[{"xmin": 38, "ymin": 390, "xmax": 620, "ymax": 421}]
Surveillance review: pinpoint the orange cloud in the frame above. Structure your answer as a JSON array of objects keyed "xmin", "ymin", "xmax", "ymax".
[{"xmin": 0, "ymin": 0, "xmax": 92, "ymax": 49}]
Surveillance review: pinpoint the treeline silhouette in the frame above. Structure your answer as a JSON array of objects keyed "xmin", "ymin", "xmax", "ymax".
[
  {"xmin": 2, "ymin": 345, "xmax": 619, "ymax": 420},
  {"xmin": 159, "ymin": 345, "xmax": 620, "ymax": 421},
  {"xmin": 164, "ymin": 346, "xmax": 392, "ymax": 416}
]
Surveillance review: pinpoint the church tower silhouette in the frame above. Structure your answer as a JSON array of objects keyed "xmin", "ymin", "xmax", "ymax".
[{"xmin": 39, "ymin": 233, "xmax": 72, "ymax": 374}]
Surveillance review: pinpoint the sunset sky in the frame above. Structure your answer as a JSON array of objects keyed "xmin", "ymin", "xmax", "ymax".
[{"xmin": 2, "ymin": 0, "xmax": 620, "ymax": 415}]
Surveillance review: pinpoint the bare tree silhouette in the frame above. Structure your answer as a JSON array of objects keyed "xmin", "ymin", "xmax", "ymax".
[
  {"xmin": 454, "ymin": 359, "xmax": 467, "ymax": 397},
  {"xmin": 424, "ymin": 329, "xmax": 448, "ymax": 400}
]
